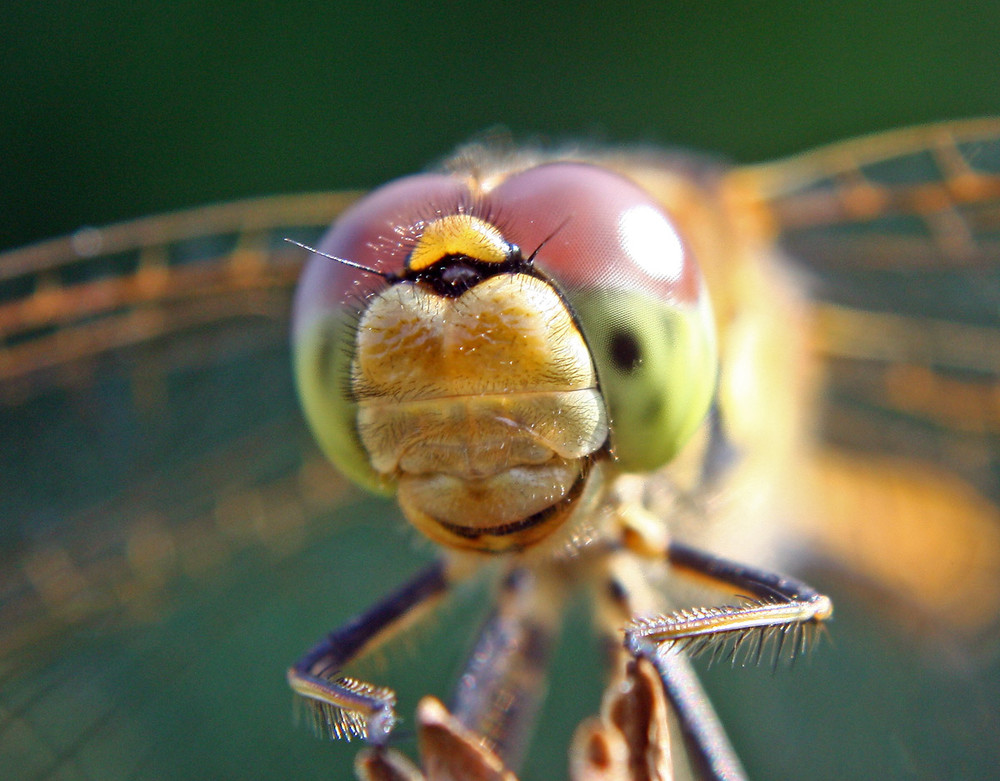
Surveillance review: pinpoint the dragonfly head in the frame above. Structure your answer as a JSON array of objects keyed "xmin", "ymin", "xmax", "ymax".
[{"xmin": 292, "ymin": 160, "xmax": 717, "ymax": 553}]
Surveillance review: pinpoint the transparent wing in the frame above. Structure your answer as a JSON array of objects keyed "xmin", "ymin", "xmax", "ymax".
[
  {"xmin": 729, "ymin": 118, "xmax": 1000, "ymax": 497},
  {"xmin": 0, "ymin": 192, "xmax": 413, "ymax": 780},
  {"xmin": 702, "ymin": 119, "xmax": 1000, "ymax": 780},
  {"xmin": 733, "ymin": 120, "xmax": 1000, "ymax": 633},
  {"xmin": 6, "ymin": 130, "xmax": 1000, "ymax": 781}
]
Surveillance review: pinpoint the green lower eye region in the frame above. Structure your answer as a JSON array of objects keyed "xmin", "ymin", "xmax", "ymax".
[{"xmin": 570, "ymin": 289, "xmax": 718, "ymax": 473}]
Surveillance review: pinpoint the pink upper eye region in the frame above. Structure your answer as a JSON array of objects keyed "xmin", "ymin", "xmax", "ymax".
[
  {"xmin": 490, "ymin": 162, "xmax": 701, "ymax": 304},
  {"xmin": 293, "ymin": 156, "xmax": 717, "ymax": 490},
  {"xmin": 293, "ymin": 161, "xmax": 702, "ymax": 334}
]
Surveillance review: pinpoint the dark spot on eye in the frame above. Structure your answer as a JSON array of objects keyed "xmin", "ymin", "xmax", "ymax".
[{"xmin": 609, "ymin": 330, "xmax": 642, "ymax": 372}]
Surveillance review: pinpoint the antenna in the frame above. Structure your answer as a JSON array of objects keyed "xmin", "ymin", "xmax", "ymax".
[
  {"xmin": 526, "ymin": 216, "xmax": 571, "ymax": 264},
  {"xmin": 284, "ymin": 239, "xmax": 391, "ymax": 279}
]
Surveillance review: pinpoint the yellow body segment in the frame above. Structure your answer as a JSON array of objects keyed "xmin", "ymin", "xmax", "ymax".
[{"xmin": 407, "ymin": 214, "xmax": 513, "ymax": 271}]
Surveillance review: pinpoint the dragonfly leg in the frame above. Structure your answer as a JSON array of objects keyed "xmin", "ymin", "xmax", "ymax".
[
  {"xmin": 586, "ymin": 549, "xmax": 746, "ymax": 781},
  {"xmin": 614, "ymin": 517, "xmax": 832, "ymax": 779},
  {"xmin": 287, "ymin": 559, "xmax": 450, "ymax": 744},
  {"xmin": 626, "ymin": 539, "xmax": 833, "ymax": 667},
  {"xmin": 634, "ymin": 645, "xmax": 747, "ymax": 781},
  {"xmin": 355, "ymin": 565, "xmax": 563, "ymax": 781},
  {"xmin": 447, "ymin": 565, "xmax": 565, "ymax": 771}
]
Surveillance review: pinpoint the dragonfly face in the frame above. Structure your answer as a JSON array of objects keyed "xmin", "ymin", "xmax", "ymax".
[
  {"xmin": 1, "ymin": 120, "xmax": 999, "ymax": 780},
  {"xmin": 292, "ymin": 163, "xmax": 716, "ymax": 554}
]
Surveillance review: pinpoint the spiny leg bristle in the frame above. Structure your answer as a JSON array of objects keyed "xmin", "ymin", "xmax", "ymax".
[{"xmin": 292, "ymin": 677, "xmax": 397, "ymax": 742}]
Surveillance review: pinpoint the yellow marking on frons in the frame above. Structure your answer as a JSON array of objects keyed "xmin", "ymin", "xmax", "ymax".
[{"xmin": 407, "ymin": 214, "xmax": 511, "ymax": 271}]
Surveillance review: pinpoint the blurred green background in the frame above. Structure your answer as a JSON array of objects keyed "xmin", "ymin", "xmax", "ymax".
[
  {"xmin": 4, "ymin": 1, "xmax": 1000, "ymax": 251},
  {"xmin": 2, "ymin": 2, "xmax": 1000, "ymax": 780}
]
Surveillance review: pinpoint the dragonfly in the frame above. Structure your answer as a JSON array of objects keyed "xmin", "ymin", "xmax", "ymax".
[{"xmin": 1, "ymin": 119, "xmax": 999, "ymax": 780}]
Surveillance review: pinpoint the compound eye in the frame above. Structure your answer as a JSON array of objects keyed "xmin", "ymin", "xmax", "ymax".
[
  {"xmin": 490, "ymin": 163, "xmax": 703, "ymax": 305},
  {"xmin": 488, "ymin": 163, "xmax": 718, "ymax": 472},
  {"xmin": 609, "ymin": 329, "xmax": 643, "ymax": 373},
  {"xmin": 293, "ymin": 174, "xmax": 469, "ymax": 322},
  {"xmin": 291, "ymin": 173, "xmax": 470, "ymax": 493}
]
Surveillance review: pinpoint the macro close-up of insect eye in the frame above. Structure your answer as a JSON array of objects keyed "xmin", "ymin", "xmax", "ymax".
[{"xmin": 3, "ymin": 4, "xmax": 1000, "ymax": 781}]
